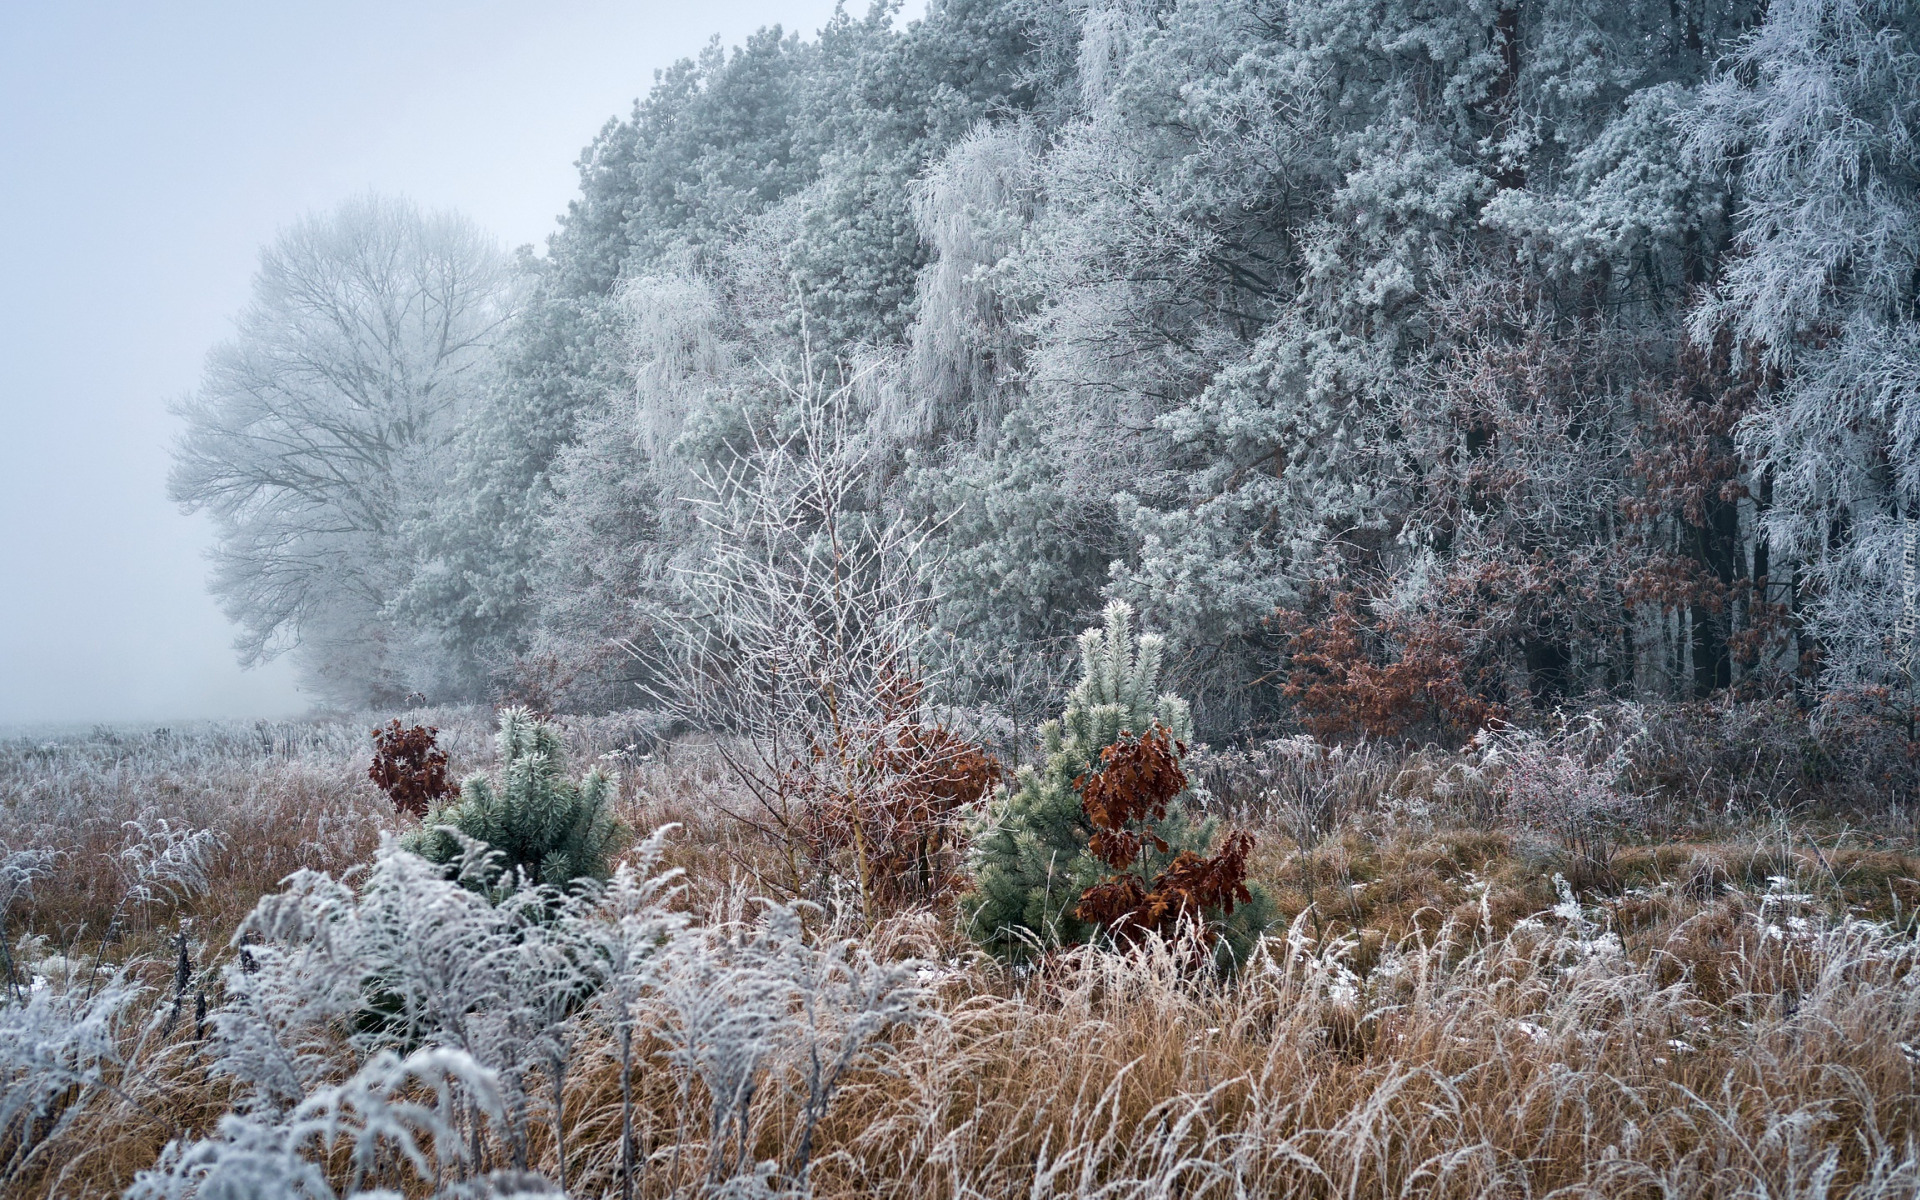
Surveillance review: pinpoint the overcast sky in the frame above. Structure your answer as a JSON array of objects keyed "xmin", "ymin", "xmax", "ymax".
[{"xmin": 0, "ymin": 0, "xmax": 883, "ymax": 726}]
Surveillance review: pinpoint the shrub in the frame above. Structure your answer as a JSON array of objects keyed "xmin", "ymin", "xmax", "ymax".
[
  {"xmin": 403, "ymin": 708, "xmax": 628, "ymax": 893},
  {"xmin": 964, "ymin": 603, "xmax": 1272, "ymax": 965},
  {"xmin": 1072, "ymin": 724, "xmax": 1259, "ymax": 963},
  {"xmin": 1478, "ymin": 712, "xmax": 1642, "ymax": 885},
  {"xmin": 789, "ymin": 673, "xmax": 1003, "ymax": 910},
  {"xmin": 1280, "ymin": 592, "xmax": 1505, "ymax": 746},
  {"xmin": 367, "ymin": 720, "xmax": 452, "ymax": 817}
]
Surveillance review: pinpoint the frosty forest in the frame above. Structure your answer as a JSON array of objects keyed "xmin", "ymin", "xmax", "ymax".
[{"xmin": 7, "ymin": 0, "xmax": 1920, "ymax": 1195}]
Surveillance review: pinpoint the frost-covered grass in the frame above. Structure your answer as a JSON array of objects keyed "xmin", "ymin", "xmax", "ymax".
[{"xmin": 1, "ymin": 714, "xmax": 1917, "ymax": 1198}]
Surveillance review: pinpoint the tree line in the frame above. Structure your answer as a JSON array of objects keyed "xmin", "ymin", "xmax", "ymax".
[{"xmin": 171, "ymin": 0, "xmax": 1920, "ymax": 743}]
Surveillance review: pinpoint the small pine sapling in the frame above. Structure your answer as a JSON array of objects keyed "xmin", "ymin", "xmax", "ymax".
[
  {"xmin": 403, "ymin": 708, "xmax": 629, "ymax": 894},
  {"xmin": 964, "ymin": 602, "xmax": 1272, "ymax": 965},
  {"xmin": 1071, "ymin": 725, "xmax": 1258, "ymax": 963}
]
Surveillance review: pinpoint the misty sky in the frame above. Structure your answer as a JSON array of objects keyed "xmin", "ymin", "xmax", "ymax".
[{"xmin": 0, "ymin": 1, "xmax": 882, "ymax": 726}]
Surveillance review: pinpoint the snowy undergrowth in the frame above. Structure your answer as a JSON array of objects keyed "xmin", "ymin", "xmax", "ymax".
[
  {"xmin": 2, "ymin": 719, "xmax": 1918, "ymax": 1197},
  {"xmin": 114, "ymin": 827, "xmax": 928, "ymax": 1199}
]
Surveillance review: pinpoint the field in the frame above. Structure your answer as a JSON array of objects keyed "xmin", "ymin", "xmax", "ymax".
[{"xmin": 2, "ymin": 705, "xmax": 1917, "ymax": 1199}]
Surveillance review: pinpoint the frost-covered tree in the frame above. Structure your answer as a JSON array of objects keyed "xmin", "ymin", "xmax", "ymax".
[
  {"xmin": 200, "ymin": 0, "xmax": 1918, "ymax": 738},
  {"xmin": 643, "ymin": 353, "xmax": 951, "ymax": 912},
  {"xmin": 904, "ymin": 0, "xmax": 1768, "ymax": 731},
  {"xmin": 1688, "ymin": 0, "xmax": 1920, "ymax": 692},
  {"xmin": 170, "ymin": 195, "xmax": 513, "ymax": 705}
]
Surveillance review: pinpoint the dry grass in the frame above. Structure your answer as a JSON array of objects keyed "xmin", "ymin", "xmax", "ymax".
[{"xmin": 3, "ymin": 712, "xmax": 1919, "ymax": 1198}]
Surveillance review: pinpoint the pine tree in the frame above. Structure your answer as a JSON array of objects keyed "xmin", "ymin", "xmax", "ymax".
[
  {"xmin": 404, "ymin": 708, "xmax": 629, "ymax": 893},
  {"xmin": 963, "ymin": 602, "xmax": 1271, "ymax": 964}
]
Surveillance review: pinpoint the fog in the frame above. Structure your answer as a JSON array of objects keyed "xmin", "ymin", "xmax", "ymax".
[{"xmin": 0, "ymin": 1, "xmax": 860, "ymax": 726}]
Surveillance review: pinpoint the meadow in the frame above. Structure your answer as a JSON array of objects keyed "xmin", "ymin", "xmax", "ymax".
[{"xmin": 2, "ymin": 701, "xmax": 1916, "ymax": 1199}]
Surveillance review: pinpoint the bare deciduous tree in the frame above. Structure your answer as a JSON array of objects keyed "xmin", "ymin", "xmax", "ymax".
[
  {"xmin": 169, "ymin": 194, "xmax": 514, "ymax": 704},
  {"xmin": 641, "ymin": 351, "xmax": 956, "ymax": 916}
]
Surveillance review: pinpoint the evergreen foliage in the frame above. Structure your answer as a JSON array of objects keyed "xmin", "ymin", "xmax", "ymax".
[
  {"xmin": 964, "ymin": 602, "xmax": 1272, "ymax": 963},
  {"xmin": 403, "ymin": 708, "xmax": 628, "ymax": 893},
  {"xmin": 174, "ymin": 0, "xmax": 1920, "ymax": 736}
]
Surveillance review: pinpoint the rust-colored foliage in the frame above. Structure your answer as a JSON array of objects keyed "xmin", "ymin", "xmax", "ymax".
[
  {"xmin": 790, "ymin": 671, "xmax": 1002, "ymax": 907},
  {"xmin": 1070, "ymin": 722, "xmax": 1256, "ymax": 953},
  {"xmin": 865, "ymin": 720, "xmax": 1003, "ymax": 903},
  {"xmin": 368, "ymin": 721, "xmax": 452, "ymax": 818},
  {"xmin": 1075, "ymin": 832, "xmax": 1256, "ymax": 948},
  {"xmin": 1281, "ymin": 594, "xmax": 1505, "ymax": 745},
  {"xmin": 1077, "ymin": 724, "xmax": 1185, "ymax": 869},
  {"xmin": 1156, "ymin": 831, "xmax": 1256, "ymax": 912}
]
